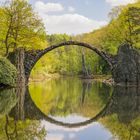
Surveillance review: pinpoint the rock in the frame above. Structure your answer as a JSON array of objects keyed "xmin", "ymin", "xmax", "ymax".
[
  {"xmin": 112, "ymin": 43, "xmax": 140, "ymax": 85},
  {"xmin": 0, "ymin": 57, "xmax": 17, "ymax": 87}
]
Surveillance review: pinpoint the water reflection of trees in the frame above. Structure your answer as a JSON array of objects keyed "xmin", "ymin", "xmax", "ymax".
[
  {"xmin": 110, "ymin": 86, "xmax": 140, "ymax": 123},
  {"xmin": 0, "ymin": 88, "xmax": 17, "ymax": 117},
  {"xmin": 0, "ymin": 88, "xmax": 18, "ymax": 139},
  {"xmin": 4, "ymin": 114, "xmax": 46, "ymax": 140},
  {"xmin": 28, "ymin": 84, "xmax": 140, "ymax": 140},
  {"xmin": 1, "ymin": 81, "xmax": 140, "ymax": 139},
  {"xmin": 0, "ymin": 87, "xmax": 46, "ymax": 140},
  {"xmin": 102, "ymin": 86, "xmax": 140, "ymax": 140},
  {"xmin": 29, "ymin": 78, "xmax": 112, "ymax": 118}
]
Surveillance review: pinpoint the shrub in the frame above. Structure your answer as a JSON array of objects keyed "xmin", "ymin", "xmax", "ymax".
[{"xmin": 0, "ymin": 57, "xmax": 17, "ymax": 86}]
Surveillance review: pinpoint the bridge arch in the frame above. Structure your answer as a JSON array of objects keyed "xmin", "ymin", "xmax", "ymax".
[
  {"xmin": 24, "ymin": 41, "xmax": 113, "ymax": 80},
  {"xmin": 37, "ymin": 98, "xmax": 113, "ymax": 128}
]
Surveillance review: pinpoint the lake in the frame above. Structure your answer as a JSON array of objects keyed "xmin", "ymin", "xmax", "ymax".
[{"xmin": 0, "ymin": 77, "xmax": 140, "ymax": 140}]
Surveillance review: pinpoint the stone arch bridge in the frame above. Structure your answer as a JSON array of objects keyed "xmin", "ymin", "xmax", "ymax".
[{"xmin": 9, "ymin": 41, "xmax": 140, "ymax": 85}]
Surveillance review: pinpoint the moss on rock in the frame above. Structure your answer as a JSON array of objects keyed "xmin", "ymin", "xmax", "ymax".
[{"xmin": 0, "ymin": 57, "xmax": 17, "ymax": 86}]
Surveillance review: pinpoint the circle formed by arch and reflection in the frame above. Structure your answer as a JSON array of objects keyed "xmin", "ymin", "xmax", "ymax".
[{"xmin": 28, "ymin": 79, "xmax": 113, "ymax": 128}]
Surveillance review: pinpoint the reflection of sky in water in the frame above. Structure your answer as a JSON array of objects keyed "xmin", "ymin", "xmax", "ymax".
[
  {"xmin": 41, "ymin": 115, "xmax": 113, "ymax": 140},
  {"xmin": 49, "ymin": 114, "xmax": 89, "ymax": 123}
]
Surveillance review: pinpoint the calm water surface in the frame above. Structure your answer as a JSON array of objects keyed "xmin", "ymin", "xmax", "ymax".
[{"xmin": 0, "ymin": 77, "xmax": 140, "ymax": 140}]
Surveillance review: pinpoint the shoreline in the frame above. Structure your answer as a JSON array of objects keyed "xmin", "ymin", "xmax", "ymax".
[{"xmin": 29, "ymin": 73, "xmax": 113, "ymax": 85}]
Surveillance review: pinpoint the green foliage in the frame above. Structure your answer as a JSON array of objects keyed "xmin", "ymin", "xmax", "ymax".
[
  {"xmin": 0, "ymin": 0, "xmax": 47, "ymax": 56},
  {"xmin": 0, "ymin": 57, "xmax": 17, "ymax": 86},
  {"xmin": 32, "ymin": 34, "xmax": 84, "ymax": 76},
  {"xmin": 80, "ymin": 1, "xmax": 140, "ymax": 55}
]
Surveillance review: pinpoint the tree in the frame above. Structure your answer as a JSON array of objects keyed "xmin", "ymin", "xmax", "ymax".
[
  {"xmin": 0, "ymin": 0, "xmax": 46, "ymax": 56},
  {"xmin": 125, "ymin": 7, "xmax": 140, "ymax": 45},
  {"xmin": 108, "ymin": 6, "xmax": 123, "ymax": 20},
  {"xmin": 108, "ymin": 4, "xmax": 140, "ymax": 46}
]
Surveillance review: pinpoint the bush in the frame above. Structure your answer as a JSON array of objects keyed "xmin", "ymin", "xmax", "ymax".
[{"xmin": 0, "ymin": 57, "xmax": 17, "ymax": 86}]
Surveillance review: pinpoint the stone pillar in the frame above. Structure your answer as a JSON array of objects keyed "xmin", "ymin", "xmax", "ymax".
[
  {"xmin": 15, "ymin": 48, "xmax": 26, "ymax": 86},
  {"xmin": 15, "ymin": 48, "xmax": 26, "ymax": 120}
]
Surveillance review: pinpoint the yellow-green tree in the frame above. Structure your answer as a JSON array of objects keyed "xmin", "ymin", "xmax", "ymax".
[
  {"xmin": 0, "ymin": 0, "xmax": 47, "ymax": 56},
  {"xmin": 81, "ymin": 1, "xmax": 140, "ymax": 53}
]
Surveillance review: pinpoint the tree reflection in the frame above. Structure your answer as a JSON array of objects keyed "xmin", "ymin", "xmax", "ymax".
[
  {"xmin": 80, "ymin": 80, "xmax": 92, "ymax": 105},
  {"xmin": 29, "ymin": 78, "xmax": 112, "ymax": 118},
  {"xmin": 2, "ymin": 79, "xmax": 140, "ymax": 140},
  {"xmin": 5, "ymin": 115, "xmax": 17, "ymax": 140},
  {"xmin": 0, "ymin": 88, "xmax": 17, "ymax": 117},
  {"xmin": 0, "ymin": 87, "xmax": 46, "ymax": 140},
  {"xmin": 101, "ymin": 86, "xmax": 140, "ymax": 140}
]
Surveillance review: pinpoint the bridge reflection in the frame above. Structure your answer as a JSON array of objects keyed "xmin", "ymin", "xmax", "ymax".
[
  {"xmin": 1, "ymin": 84, "xmax": 140, "ymax": 139},
  {"xmin": 6, "ymin": 85, "xmax": 140, "ymax": 128}
]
